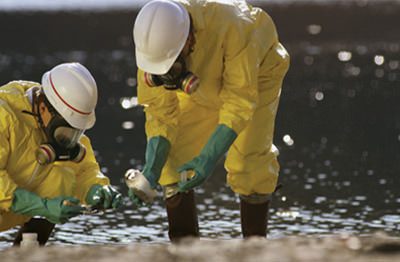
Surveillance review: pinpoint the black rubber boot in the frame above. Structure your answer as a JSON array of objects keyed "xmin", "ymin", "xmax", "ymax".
[
  {"xmin": 13, "ymin": 218, "xmax": 55, "ymax": 246},
  {"xmin": 240, "ymin": 199, "xmax": 270, "ymax": 238},
  {"xmin": 166, "ymin": 190, "xmax": 199, "ymax": 242}
]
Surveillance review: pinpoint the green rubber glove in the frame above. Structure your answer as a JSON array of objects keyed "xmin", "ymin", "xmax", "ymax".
[
  {"xmin": 128, "ymin": 189, "xmax": 144, "ymax": 207},
  {"xmin": 178, "ymin": 124, "xmax": 237, "ymax": 192},
  {"xmin": 128, "ymin": 136, "xmax": 170, "ymax": 206},
  {"xmin": 86, "ymin": 184, "xmax": 123, "ymax": 210},
  {"xmin": 11, "ymin": 188, "xmax": 85, "ymax": 224}
]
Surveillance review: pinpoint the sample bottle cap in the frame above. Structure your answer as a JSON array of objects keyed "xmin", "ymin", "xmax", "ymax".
[{"xmin": 22, "ymin": 233, "xmax": 38, "ymax": 241}]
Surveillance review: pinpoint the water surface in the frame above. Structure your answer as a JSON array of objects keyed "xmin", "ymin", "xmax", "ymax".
[{"xmin": 0, "ymin": 3, "xmax": 399, "ymax": 249}]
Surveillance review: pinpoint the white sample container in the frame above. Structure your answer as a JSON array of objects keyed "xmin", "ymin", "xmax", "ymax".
[{"xmin": 20, "ymin": 233, "xmax": 39, "ymax": 248}]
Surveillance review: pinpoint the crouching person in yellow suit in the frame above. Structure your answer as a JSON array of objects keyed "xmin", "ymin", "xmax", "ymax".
[
  {"xmin": 129, "ymin": 0, "xmax": 290, "ymax": 241},
  {"xmin": 0, "ymin": 63, "xmax": 122, "ymax": 246}
]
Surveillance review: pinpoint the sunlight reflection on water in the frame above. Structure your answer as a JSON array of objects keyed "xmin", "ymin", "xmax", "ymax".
[{"xmin": 1, "ymin": 4, "xmax": 400, "ymax": 248}]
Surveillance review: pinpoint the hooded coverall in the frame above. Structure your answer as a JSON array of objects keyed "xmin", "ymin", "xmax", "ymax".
[
  {"xmin": 137, "ymin": 0, "xmax": 290, "ymax": 196},
  {"xmin": 0, "ymin": 81, "xmax": 109, "ymax": 231}
]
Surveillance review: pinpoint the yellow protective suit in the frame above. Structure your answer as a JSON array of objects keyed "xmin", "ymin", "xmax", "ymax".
[
  {"xmin": 137, "ymin": 0, "xmax": 290, "ymax": 195},
  {"xmin": 0, "ymin": 81, "xmax": 110, "ymax": 231}
]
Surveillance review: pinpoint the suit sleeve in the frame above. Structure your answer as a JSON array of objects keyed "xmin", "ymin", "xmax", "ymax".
[
  {"xmin": 74, "ymin": 135, "xmax": 110, "ymax": 204},
  {"xmin": 219, "ymin": 15, "xmax": 276, "ymax": 134},
  {"xmin": 218, "ymin": 20, "xmax": 261, "ymax": 134},
  {"xmin": 137, "ymin": 69, "xmax": 180, "ymax": 143},
  {"xmin": 0, "ymin": 103, "xmax": 18, "ymax": 212}
]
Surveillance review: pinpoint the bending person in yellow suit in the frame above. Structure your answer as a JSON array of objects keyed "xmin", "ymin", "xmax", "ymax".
[
  {"xmin": 0, "ymin": 63, "xmax": 122, "ymax": 246},
  {"xmin": 130, "ymin": 0, "xmax": 289, "ymax": 241}
]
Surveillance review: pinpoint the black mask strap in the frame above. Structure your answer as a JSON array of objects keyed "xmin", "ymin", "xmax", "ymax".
[{"xmin": 21, "ymin": 88, "xmax": 46, "ymax": 130}]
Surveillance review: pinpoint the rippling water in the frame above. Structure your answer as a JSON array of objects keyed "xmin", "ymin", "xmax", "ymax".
[{"xmin": 0, "ymin": 3, "xmax": 400, "ymax": 250}]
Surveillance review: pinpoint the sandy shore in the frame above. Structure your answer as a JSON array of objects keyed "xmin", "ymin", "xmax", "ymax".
[{"xmin": 2, "ymin": 233, "xmax": 400, "ymax": 261}]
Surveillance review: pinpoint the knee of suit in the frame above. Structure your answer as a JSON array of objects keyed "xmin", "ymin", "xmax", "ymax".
[{"xmin": 0, "ymin": 212, "xmax": 31, "ymax": 232}]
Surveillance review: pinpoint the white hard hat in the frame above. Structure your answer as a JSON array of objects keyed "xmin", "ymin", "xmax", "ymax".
[
  {"xmin": 133, "ymin": 0, "xmax": 190, "ymax": 75},
  {"xmin": 41, "ymin": 62, "xmax": 98, "ymax": 130}
]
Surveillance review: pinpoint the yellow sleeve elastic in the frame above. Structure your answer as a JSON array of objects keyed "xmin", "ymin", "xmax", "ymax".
[
  {"xmin": 0, "ymin": 103, "xmax": 18, "ymax": 211},
  {"xmin": 137, "ymin": 69, "xmax": 180, "ymax": 143},
  {"xmin": 219, "ymin": 22, "xmax": 260, "ymax": 134},
  {"xmin": 74, "ymin": 135, "xmax": 110, "ymax": 204}
]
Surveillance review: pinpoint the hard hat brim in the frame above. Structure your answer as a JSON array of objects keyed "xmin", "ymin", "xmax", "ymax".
[
  {"xmin": 66, "ymin": 111, "xmax": 96, "ymax": 130},
  {"xmin": 135, "ymin": 48, "xmax": 178, "ymax": 75}
]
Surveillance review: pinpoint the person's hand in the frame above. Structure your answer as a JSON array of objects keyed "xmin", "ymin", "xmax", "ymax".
[
  {"xmin": 44, "ymin": 196, "xmax": 85, "ymax": 223},
  {"xmin": 177, "ymin": 124, "xmax": 237, "ymax": 192},
  {"xmin": 177, "ymin": 156, "xmax": 214, "ymax": 192},
  {"xmin": 126, "ymin": 171, "xmax": 154, "ymax": 207},
  {"xmin": 125, "ymin": 169, "xmax": 157, "ymax": 206},
  {"xmin": 86, "ymin": 184, "xmax": 123, "ymax": 210},
  {"xmin": 128, "ymin": 188, "xmax": 144, "ymax": 207},
  {"xmin": 11, "ymin": 188, "xmax": 85, "ymax": 224},
  {"xmin": 125, "ymin": 136, "xmax": 170, "ymax": 206}
]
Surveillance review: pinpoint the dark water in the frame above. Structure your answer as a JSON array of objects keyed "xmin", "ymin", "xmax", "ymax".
[
  {"xmin": 0, "ymin": 2, "xmax": 399, "ymax": 249},
  {"xmin": 0, "ymin": 0, "xmax": 397, "ymax": 11}
]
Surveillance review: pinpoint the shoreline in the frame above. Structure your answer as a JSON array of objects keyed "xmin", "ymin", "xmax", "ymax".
[{"xmin": 2, "ymin": 233, "xmax": 400, "ymax": 261}]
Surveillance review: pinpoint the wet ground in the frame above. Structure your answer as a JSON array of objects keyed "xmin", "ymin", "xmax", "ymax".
[
  {"xmin": 0, "ymin": 0, "xmax": 399, "ymax": 258},
  {"xmin": 1, "ymin": 234, "xmax": 400, "ymax": 262}
]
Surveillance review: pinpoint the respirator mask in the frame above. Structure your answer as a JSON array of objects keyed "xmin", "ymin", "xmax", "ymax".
[
  {"xmin": 144, "ymin": 56, "xmax": 200, "ymax": 94},
  {"xmin": 35, "ymin": 98, "xmax": 86, "ymax": 165}
]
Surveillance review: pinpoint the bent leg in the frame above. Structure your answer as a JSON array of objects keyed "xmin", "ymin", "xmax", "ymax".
[
  {"xmin": 226, "ymin": 43, "xmax": 289, "ymax": 196},
  {"xmin": 160, "ymin": 99, "xmax": 218, "ymax": 241},
  {"xmin": 13, "ymin": 217, "xmax": 55, "ymax": 246},
  {"xmin": 165, "ymin": 188, "xmax": 199, "ymax": 242},
  {"xmin": 226, "ymin": 44, "xmax": 290, "ymax": 237},
  {"xmin": 225, "ymin": 88, "xmax": 282, "ymax": 196}
]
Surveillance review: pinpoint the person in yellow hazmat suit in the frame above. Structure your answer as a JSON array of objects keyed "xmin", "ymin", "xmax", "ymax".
[
  {"xmin": 129, "ymin": 0, "xmax": 289, "ymax": 241},
  {"xmin": 0, "ymin": 62, "xmax": 122, "ymax": 246}
]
